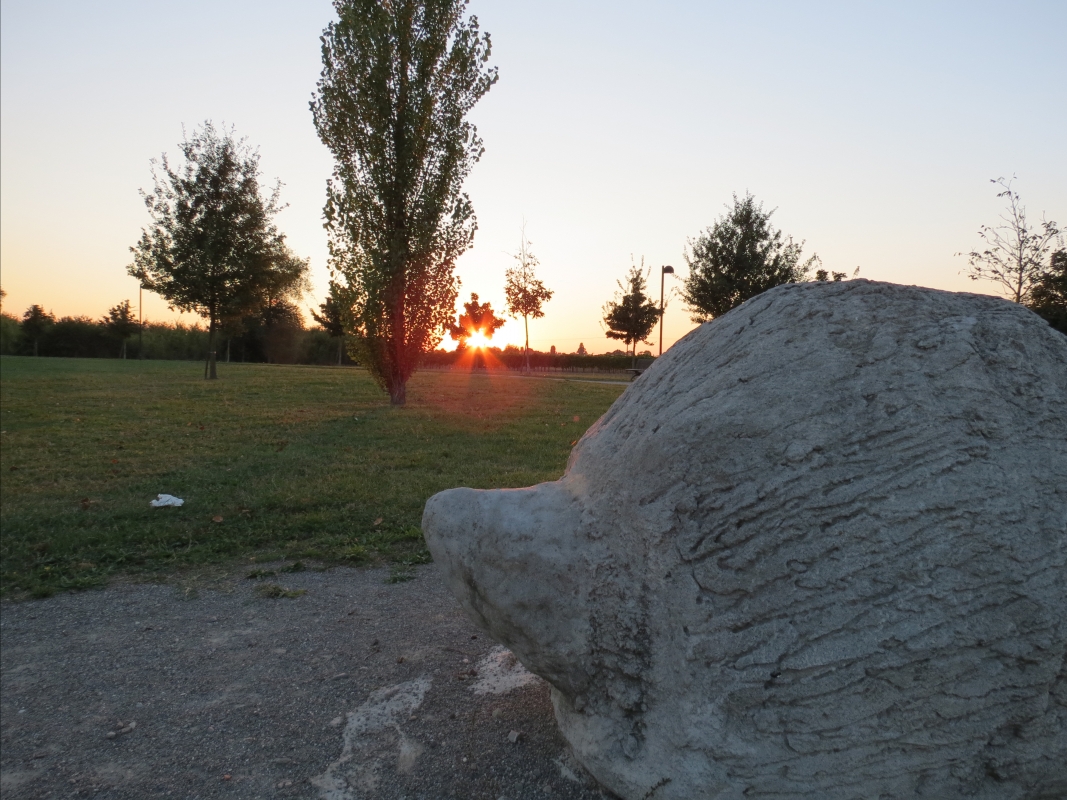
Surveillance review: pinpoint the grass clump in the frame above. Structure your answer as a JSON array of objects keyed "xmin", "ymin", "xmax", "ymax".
[
  {"xmin": 254, "ymin": 583, "xmax": 306, "ymax": 599},
  {"xmin": 386, "ymin": 565, "xmax": 416, "ymax": 584},
  {"xmin": 340, "ymin": 545, "xmax": 369, "ymax": 563},
  {"xmin": 245, "ymin": 562, "xmax": 303, "ymax": 580},
  {"xmin": 245, "ymin": 569, "xmax": 277, "ymax": 580},
  {"xmin": 0, "ymin": 357, "xmax": 626, "ymax": 597}
]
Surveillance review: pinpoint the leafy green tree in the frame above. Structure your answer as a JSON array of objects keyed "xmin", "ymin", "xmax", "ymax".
[
  {"xmin": 0, "ymin": 316, "xmax": 21, "ymax": 355},
  {"xmin": 257, "ymin": 249, "xmax": 311, "ymax": 324},
  {"xmin": 962, "ymin": 177, "xmax": 1061, "ymax": 304},
  {"xmin": 311, "ymin": 0, "xmax": 497, "ymax": 405},
  {"xmin": 102, "ymin": 300, "xmax": 139, "ymax": 359},
  {"xmin": 0, "ymin": 288, "xmax": 15, "ymax": 356},
  {"xmin": 128, "ymin": 122, "xmax": 308, "ymax": 379},
  {"xmin": 1027, "ymin": 249, "xmax": 1067, "ymax": 334},
  {"xmin": 260, "ymin": 300, "xmax": 306, "ymax": 364},
  {"xmin": 814, "ymin": 267, "xmax": 847, "ymax": 282},
  {"xmin": 450, "ymin": 293, "xmax": 505, "ymax": 348},
  {"xmin": 255, "ymin": 249, "xmax": 311, "ymax": 363},
  {"xmin": 312, "ymin": 296, "xmax": 348, "ymax": 365},
  {"xmin": 504, "ymin": 229, "xmax": 553, "ymax": 373},
  {"xmin": 603, "ymin": 261, "xmax": 660, "ymax": 367},
  {"xmin": 682, "ymin": 192, "xmax": 817, "ymax": 322},
  {"xmin": 21, "ymin": 305, "xmax": 54, "ymax": 357}
]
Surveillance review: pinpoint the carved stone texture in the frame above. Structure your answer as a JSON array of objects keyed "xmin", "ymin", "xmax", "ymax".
[{"xmin": 422, "ymin": 280, "xmax": 1067, "ymax": 800}]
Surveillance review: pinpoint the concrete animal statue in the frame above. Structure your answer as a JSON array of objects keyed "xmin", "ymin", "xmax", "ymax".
[{"xmin": 424, "ymin": 280, "xmax": 1067, "ymax": 799}]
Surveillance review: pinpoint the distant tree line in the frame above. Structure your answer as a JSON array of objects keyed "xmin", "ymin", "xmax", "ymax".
[
  {"xmin": 0, "ymin": 292, "xmax": 637, "ymax": 377},
  {"xmin": 0, "ymin": 302, "xmax": 351, "ymax": 365}
]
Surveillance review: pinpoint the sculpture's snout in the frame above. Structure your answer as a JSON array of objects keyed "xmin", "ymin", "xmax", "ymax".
[{"xmin": 422, "ymin": 483, "xmax": 592, "ymax": 697}]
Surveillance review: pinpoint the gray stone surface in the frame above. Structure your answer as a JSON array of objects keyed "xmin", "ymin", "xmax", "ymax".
[{"xmin": 423, "ymin": 280, "xmax": 1067, "ymax": 799}]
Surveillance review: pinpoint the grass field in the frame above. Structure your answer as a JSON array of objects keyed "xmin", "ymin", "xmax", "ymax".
[{"xmin": 0, "ymin": 357, "xmax": 627, "ymax": 598}]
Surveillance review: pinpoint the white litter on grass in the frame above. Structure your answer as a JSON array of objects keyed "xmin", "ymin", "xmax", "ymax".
[
  {"xmin": 149, "ymin": 494, "xmax": 184, "ymax": 508},
  {"xmin": 469, "ymin": 646, "xmax": 538, "ymax": 696},
  {"xmin": 311, "ymin": 677, "xmax": 431, "ymax": 800}
]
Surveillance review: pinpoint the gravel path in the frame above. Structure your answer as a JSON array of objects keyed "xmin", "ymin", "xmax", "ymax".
[{"xmin": 1, "ymin": 564, "xmax": 612, "ymax": 799}]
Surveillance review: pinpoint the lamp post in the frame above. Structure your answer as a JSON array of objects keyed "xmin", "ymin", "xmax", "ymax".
[{"xmin": 659, "ymin": 265, "xmax": 674, "ymax": 357}]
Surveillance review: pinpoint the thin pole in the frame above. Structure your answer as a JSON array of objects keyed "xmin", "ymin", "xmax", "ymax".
[
  {"xmin": 659, "ymin": 270, "xmax": 664, "ymax": 357},
  {"xmin": 659, "ymin": 265, "xmax": 674, "ymax": 357},
  {"xmin": 139, "ymin": 284, "xmax": 144, "ymax": 359}
]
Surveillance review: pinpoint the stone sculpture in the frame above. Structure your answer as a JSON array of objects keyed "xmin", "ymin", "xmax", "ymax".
[{"xmin": 422, "ymin": 280, "xmax": 1067, "ymax": 799}]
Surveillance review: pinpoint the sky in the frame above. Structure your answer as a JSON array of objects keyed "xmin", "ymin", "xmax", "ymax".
[{"xmin": 2, "ymin": 0, "xmax": 1065, "ymax": 354}]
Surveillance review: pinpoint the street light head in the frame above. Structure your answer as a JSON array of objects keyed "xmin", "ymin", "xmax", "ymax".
[{"xmin": 662, "ymin": 265, "xmax": 674, "ymax": 274}]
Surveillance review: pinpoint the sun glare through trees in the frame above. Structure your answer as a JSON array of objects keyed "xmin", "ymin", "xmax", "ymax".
[{"xmin": 467, "ymin": 331, "xmax": 490, "ymax": 349}]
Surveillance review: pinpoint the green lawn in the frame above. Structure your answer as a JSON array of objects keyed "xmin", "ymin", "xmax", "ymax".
[{"xmin": 0, "ymin": 357, "xmax": 626, "ymax": 597}]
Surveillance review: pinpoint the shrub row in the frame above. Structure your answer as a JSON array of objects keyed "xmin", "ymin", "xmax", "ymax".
[{"xmin": 0, "ymin": 313, "xmax": 350, "ymax": 366}]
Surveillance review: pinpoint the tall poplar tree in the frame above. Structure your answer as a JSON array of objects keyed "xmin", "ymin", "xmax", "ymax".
[{"xmin": 311, "ymin": 0, "xmax": 497, "ymax": 405}]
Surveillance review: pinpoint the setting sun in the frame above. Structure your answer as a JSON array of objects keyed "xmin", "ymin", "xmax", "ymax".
[{"xmin": 467, "ymin": 330, "xmax": 490, "ymax": 349}]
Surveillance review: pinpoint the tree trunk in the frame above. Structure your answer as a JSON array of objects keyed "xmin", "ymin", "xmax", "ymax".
[
  {"xmin": 338, "ymin": 335, "xmax": 343, "ymax": 366},
  {"xmin": 524, "ymin": 314, "xmax": 530, "ymax": 374},
  {"xmin": 205, "ymin": 315, "xmax": 218, "ymax": 380},
  {"xmin": 34, "ymin": 338, "xmax": 38, "ymax": 357},
  {"xmin": 388, "ymin": 271, "xmax": 408, "ymax": 405},
  {"xmin": 226, "ymin": 338, "xmax": 231, "ymax": 363},
  {"xmin": 121, "ymin": 340, "xmax": 127, "ymax": 359}
]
